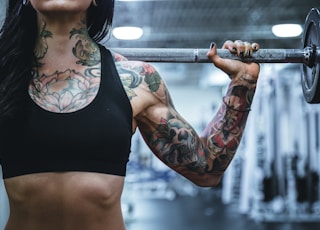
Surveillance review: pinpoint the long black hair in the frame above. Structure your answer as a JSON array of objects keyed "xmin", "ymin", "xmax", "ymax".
[{"xmin": 0, "ymin": 0, "xmax": 115, "ymax": 117}]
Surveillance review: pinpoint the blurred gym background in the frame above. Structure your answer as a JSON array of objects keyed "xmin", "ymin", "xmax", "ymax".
[{"xmin": 1, "ymin": 0, "xmax": 320, "ymax": 229}]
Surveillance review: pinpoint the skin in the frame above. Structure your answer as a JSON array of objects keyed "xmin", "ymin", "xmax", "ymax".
[{"xmin": 3, "ymin": 1, "xmax": 260, "ymax": 229}]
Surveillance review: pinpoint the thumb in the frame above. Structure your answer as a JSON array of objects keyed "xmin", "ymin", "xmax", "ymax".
[
  {"xmin": 207, "ymin": 42, "xmax": 218, "ymax": 61},
  {"xmin": 207, "ymin": 43, "xmax": 240, "ymax": 76}
]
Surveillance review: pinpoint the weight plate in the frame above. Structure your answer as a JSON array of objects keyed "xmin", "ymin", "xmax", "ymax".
[{"xmin": 301, "ymin": 8, "xmax": 320, "ymax": 103}]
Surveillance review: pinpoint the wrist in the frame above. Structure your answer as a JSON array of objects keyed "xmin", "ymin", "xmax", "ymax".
[
  {"xmin": 231, "ymin": 73, "xmax": 257, "ymax": 88},
  {"xmin": 239, "ymin": 74, "xmax": 258, "ymax": 84}
]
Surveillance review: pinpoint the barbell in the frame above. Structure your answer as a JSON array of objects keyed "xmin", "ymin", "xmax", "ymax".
[{"xmin": 112, "ymin": 8, "xmax": 320, "ymax": 104}]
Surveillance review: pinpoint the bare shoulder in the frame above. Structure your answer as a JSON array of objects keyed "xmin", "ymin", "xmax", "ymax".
[
  {"xmin": 111, "ymin": 51, "xmax": 169, "ymax": 105},
  {"xmin": 109, "ymin": 50, "xmax": 129, "ymax": 62}
]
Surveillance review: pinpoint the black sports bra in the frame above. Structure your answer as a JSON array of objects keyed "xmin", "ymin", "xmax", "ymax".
[{"xmin": 0, "ymin": 46, "xmax": 133, "ymax": 179}]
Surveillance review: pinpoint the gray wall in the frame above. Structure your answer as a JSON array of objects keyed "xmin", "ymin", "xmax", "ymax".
[
  {"xmin": 0, "ymin": 1, "xmax": 10, "ymax": 229},
  {"xmin": 0, "ymin": 0, "xmax": 7, "ymax": 25}
]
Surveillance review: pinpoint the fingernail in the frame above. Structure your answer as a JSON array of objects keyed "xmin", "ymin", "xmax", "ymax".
[{"xmin": 210, "ymin": 42, "xmax": 215, "ymax": 49}]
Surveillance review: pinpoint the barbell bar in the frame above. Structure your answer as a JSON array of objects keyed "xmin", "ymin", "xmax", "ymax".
[
  {"xmin": 111, "ymin": 47, "xmax": 316, "ymax": 65},
  {"xmin": 111, "ymin": 8, "xmax": 320, "ymax": 104}
]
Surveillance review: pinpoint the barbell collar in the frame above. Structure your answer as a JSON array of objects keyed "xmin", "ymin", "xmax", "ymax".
[{"xmin": 111, "ymin": 47, "xmax": 318, "ymax": 66}]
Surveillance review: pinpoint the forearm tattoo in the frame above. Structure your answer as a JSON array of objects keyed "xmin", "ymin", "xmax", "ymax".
[{"xmin": 203, "ymin": 83, "xmax": 256, "ymax": 173}]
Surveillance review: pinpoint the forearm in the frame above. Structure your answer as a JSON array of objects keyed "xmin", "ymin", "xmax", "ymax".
[{"xmin": 201, "ymin": 75, "xmax": 257, "ymax": 174}]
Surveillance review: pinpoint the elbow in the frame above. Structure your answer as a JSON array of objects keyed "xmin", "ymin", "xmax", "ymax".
[{"xmin": 189, "ymin": 173, "xmax": 223, "ymax": 187}]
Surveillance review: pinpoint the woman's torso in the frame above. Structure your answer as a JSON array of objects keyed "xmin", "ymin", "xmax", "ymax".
[{"xmin": 1, "ymin": 46, "xmax": 140, "ymax": 230}]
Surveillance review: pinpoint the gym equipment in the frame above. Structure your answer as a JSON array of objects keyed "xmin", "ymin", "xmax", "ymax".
[{"xmin": 112, "ymin": 8, "xmax": 320, "ymax": 104}]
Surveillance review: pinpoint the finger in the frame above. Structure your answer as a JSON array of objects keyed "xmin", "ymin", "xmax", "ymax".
[
  {"xmin": 243, "ymin": 41, "xmax": 253, "ymax": 57},
  {"xmin": 209, "ymin": 51, "xmax": 242, "ymax": 77},
  {"xmin": 222, "ymin": 40, "xmax": 236, "ymax": 53},
  {"xmin": 207, "ymin": 42, "xmax": 234, "ymax": 75},
  {"xmin": 207, "ymin": 42, "xmax": 217, "ymax": 58},
  {"xmin": 234, "ymin": 40, "xmax": 245, "ymax": 57},
  {"xmin": 252, "ymin": 42, "xmax": 259, "ymax": 51}
]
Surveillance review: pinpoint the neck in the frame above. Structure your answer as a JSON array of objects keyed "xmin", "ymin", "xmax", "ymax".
[{"xmin": 34, "ymin": 15, "xmax": 100, "ymax": 70}]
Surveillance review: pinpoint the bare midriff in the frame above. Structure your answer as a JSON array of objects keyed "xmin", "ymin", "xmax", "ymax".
[{"xmin": 4, "ymin": 172, "xmax": 126, "ymax": 230}]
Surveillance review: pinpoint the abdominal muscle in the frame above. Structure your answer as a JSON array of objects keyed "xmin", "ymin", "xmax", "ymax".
[{"xmin": 4, "ymin": 172, "xmax": 126, "ymax": 230}]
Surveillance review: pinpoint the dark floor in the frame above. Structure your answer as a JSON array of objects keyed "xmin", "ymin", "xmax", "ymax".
[{"xmin": 122, "ymin": 188, "xmax": 320, "ymax": 230}]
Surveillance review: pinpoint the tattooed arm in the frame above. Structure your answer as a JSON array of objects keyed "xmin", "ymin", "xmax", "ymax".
[{"xmin": 115, "ymin": 41, "xmax": 260, "ymax": 187}]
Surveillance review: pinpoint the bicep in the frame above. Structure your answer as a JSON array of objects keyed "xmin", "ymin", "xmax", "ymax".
[
  {"xmin": 137, "ymin": 103, "xmax": 222, "ymax": 186},
  {"xmin": 137, "ymin": 92, "xmax": 204, "ymax": 169}
]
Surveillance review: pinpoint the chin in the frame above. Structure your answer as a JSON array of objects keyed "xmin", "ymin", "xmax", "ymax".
[{"xmin": 31, "ymin": 0, "xmax": 92, "ymax": 13}]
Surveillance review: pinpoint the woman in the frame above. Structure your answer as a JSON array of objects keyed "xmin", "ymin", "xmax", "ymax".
[{"xmin": 0, "ymin": 0, "xmax": 260, "ymax": 229}]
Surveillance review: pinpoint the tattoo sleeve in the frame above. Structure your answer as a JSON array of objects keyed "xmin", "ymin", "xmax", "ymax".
[
  {"xmin": 119, "ymin": 61, "xmax": 256, "ymax": 180},
  {"xmin": 141, "ymin": 72, "xmax": 256, "ymax": 177},
  {"xmin": 201, "ymin": 78, "xmax": 256, "ymax": 174}
]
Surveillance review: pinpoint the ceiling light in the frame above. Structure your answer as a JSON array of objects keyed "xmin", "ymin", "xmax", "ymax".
[
  {"xmin": 272, "ymin": 24, "xmax": 303, "ymax": 38},
  {"xmin": 112, "ymin": 26, "xmax": 144, "ymax": 40}
]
